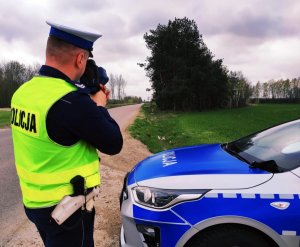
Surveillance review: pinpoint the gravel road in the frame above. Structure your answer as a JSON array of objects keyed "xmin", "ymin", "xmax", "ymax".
[{"xmin": 0, "ymin": 104, "xmax": 151, "ymax": 247}]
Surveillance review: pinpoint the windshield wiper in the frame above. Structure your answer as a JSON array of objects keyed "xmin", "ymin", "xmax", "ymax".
[
  {"xmin": 250, "ymin": 160, "xmax": 283, "ymax": 173},
  {"xmin": 223, "ymin": 143, "xmax": 250, "ymax": 164}
]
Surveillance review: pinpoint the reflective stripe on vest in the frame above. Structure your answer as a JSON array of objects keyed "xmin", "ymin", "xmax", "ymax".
[
  {"xmin": 20, "ymin": 172, "xmax": 100, "ymax": 202},
  {"xmin": 16, "ymin": 160, "xmax": 99, "ymax": 185},
  {"xmin": 11, "ymin": 76, "xmax": 100, "ymax": 208}
]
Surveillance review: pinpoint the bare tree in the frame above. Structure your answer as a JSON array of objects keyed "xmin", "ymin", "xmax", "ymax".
[
  {"xmin": 252, "ymin": 82, "xmax": 261, "ymax": 102},
  {"xmin": 121, "ymin": 75, "xmax": 127, "ymax": 100},
  {"xmin": 108, "ymin": 73, "xmax": 116, "ymax": 99},
  {"xmin": 107, "ymin": 73, "xmax": 128, "ymax": 101},
  {"xmin": 24, "ymin": 63, "xmax": 40, "ymax": 81},
  {"xmin": 228, "ymin": 71, "xmax": 252, "ymax": 108},
  {"xmin": 115, "ymin": 74, "xmax": 127, "ymax": 100}
]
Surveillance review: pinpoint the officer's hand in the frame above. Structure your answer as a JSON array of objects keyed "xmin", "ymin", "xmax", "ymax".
[
  {"xmin": 100, "ymin": 85, "xmax": 110, "ymax": 99},
  {"xmin": 90, "ymin": 89, "xmax": 107, "ymax": 107}
]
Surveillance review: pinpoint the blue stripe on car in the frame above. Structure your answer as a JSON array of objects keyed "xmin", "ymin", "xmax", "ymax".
[{"xmin": 171, "ymin": 193, "xmax": 300, "ymax": 236}]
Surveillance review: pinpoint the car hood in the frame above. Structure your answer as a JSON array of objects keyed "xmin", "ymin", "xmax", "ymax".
[{"xmin": 131, "ymin": 144, "xmax": 273, "ymax": 190}]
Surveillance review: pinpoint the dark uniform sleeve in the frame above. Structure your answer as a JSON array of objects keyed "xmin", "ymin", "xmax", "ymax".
[{"xmin": 46, "ymin": 91, "xmax": 123, "ymax": 155}]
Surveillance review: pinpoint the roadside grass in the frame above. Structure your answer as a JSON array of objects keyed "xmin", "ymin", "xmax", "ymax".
[
  {"xmin": 129, "ymin": 103, "xmax": 300, "ymax": 153},
  {"xmin": 0, "ymin": 109, "xmax": 10, "ymax": 128}
]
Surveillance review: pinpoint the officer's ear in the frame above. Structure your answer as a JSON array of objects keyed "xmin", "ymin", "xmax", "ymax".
[{"xmin": 75, "ymin": 50, "xmax": 88, "ymax": 69}]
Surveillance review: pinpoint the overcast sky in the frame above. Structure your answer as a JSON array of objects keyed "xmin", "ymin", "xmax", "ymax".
[{"xmin": 1, "ymin": 0, "xmax": 299, "ymax": 99}]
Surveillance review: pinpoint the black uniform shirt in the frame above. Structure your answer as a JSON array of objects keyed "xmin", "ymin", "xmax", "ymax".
[{"xmin": 40, "ymin": 65, "xmax": 123, "ymax": 155}]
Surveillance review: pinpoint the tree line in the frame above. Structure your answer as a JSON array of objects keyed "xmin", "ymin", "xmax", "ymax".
[
  {"xmin": 252, "ymin": 78, "xmax": 300, "ymax": 101},
  {"xmin": 0, "ymin": 61, "xmax": 133, "ymax": 108},
  {"xmin": 0, "ymin": 61, "xmax": 40, "ymax": 108}
]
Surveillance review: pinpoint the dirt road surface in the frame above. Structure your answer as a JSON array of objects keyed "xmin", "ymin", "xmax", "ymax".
[{"xmin": 0, "ymin": 104, "xmax": 151, "ymax": 247}]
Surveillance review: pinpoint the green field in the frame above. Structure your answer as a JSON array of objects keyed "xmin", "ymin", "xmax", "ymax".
[
  {"xmin": 0, "ymin": 109, "xmax": 10, "ymax": 128},
  {"xmin": 129, "ymin": 104, "xmax": 300, "ymax": 153}
]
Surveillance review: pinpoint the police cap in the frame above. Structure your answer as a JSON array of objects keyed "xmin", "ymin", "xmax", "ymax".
[{"xmin": 46, "ymin": 21, "xmax": 102, "ymax": 57}]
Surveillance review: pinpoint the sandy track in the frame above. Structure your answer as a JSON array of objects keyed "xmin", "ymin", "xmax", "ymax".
[{"xmin": 3, "ymin": 111, "xmax": 151, "ymax": 247}]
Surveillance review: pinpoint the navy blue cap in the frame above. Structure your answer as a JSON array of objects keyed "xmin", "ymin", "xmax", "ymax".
[{"xmin": 46, "ymin": 21, "xmax": 102, "ymax": 57}]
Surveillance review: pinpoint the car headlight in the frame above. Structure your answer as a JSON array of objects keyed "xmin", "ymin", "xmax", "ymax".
[{"xmin": 132, "ymin": 186, "xmax": 208, "ymax": 209}]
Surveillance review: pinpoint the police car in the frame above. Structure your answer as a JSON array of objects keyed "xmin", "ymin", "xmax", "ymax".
[{"xmin": 120, "ymin": 119, "xmax": 300, "ymax": 247}]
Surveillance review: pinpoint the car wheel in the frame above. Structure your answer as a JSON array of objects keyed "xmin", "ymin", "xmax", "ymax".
[{"xmin": 185, "ymin": 224, "xmax": 277, "ymax": 247}]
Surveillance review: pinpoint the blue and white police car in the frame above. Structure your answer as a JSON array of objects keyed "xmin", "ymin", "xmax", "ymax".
[{"xmin": 120, "ymin": 119, "xmax": 300, "ymax": 247}]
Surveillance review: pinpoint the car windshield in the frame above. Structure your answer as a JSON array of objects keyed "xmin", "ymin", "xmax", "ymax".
[{"xmin": 227, "ymin": 119, "xmax": 300, "ymax": 172}]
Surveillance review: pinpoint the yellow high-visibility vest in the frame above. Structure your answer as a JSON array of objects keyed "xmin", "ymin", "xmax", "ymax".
[{"xmin": 11, "ymin": 76, "xmax": 100, "ymax": 208}]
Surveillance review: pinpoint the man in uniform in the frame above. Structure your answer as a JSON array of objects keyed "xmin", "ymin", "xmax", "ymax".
[{"xmin": 10, "ymin": 21, "xmax": 123, "ymax": 246}]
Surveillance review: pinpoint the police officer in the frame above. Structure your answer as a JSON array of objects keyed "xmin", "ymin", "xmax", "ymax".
[{"xmin": 10, "ymin": 21, "xmax": 123, "ymax": 246}]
